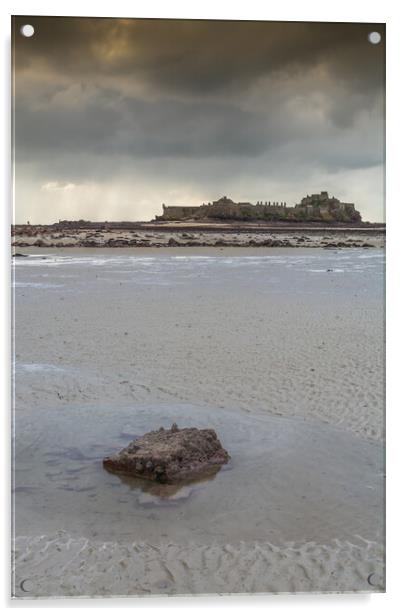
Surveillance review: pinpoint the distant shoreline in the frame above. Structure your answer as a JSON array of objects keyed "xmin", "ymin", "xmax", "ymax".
[
  {"xmin": 12, "ymin": 221, "xmax": 385, "ymax": 232},
  {"xmin": 12, "ymin": 222, "xmax": 385, "ymax": 249}
]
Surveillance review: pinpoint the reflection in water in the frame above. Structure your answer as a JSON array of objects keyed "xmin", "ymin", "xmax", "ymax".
[{"xmin": 103, "ymin": 463, "xmax": 224, "ymax": 501}]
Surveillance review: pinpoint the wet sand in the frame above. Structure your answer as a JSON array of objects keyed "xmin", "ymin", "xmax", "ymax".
[{"xmin": 12, "ymin": 247, "xmax": 385, "ymax": 597}]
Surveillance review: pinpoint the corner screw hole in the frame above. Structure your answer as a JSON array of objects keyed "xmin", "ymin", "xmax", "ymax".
[
  {"xmin": 20, "ymin": 24, "xmax": 35, "ymax": 38},
  {"xmin": 368, "ymin": 32, "xmax": 381, "ymax": 45}
]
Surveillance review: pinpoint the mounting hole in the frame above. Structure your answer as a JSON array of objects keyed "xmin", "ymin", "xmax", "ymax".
[
  {"xmin": 20, "ymin": 24, "xmax": 35, "ymax": 38},
  {"xmin": 19, "ymin": 578, "xmax": 34, "ymax": 592},
  {"xmin": 368, "ymin": 31, "xmax": 381, "ymax": 45}
]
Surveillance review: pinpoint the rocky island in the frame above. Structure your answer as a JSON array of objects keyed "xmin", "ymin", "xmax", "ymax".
[
  {"xmin": 11, "ymin": 192, "xmax": 385, "ymax": 250},
  {"xmin": 103, "ymin": 424, "xmax": 231, "ymax": 484},
  {"xmin": 156, "ymin": 192, "xmax": 362, "ymax": 223}
]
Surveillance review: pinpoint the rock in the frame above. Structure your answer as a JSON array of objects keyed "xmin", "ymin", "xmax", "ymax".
[
  {"xmin": 214, "ymin": 240, "xmax": 227, "ymax": 246},
  {"xmin": 103, "ymin": 424, "xmax": 230, "ymax": 484},
  {"xmin": 80, "ymin": 240, "xmax": 98, "ymax": 247},
  {"xmin": 105, "ymin": 239, "xmax": 129, "ymax": 247},
  {"xmin": 260, "ymin": 239, "xmax": 281, "ymax": 247},
  {"xmin": 12, "ymin": 253, "xmax": 28, "ymax": 257}
]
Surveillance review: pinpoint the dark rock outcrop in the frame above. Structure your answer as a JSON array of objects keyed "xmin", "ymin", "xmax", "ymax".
[
  {"xmin": 167, "ymin": 237, "xmax": 180, "ymax": 246},
  {"xmin": 103, "ymin": 424, "xmax": 230, "ymax": 484}
]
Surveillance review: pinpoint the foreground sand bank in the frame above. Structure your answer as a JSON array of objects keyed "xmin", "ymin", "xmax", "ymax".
[
  {"xmin": 12, "ymin": 248, "xmax": 385, "ymax": 596},
  {"xmin": 13, "ymin": 533, "xmax": 384, "ymax": 597}
]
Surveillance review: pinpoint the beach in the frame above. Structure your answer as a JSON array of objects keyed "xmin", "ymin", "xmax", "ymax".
[{"xmin": 12, "ymin": 247, "xmax": 385, "ymax": 597}]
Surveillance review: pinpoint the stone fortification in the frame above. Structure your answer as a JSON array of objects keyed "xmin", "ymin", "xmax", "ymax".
[{"xmin": 156, "ymin": 193, "xmax": 361, "ymax": 222}]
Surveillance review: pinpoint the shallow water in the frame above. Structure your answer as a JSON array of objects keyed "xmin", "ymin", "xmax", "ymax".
[{"xmin": 14, "ymin": 402, "xmax": 383, "ymax": 547}]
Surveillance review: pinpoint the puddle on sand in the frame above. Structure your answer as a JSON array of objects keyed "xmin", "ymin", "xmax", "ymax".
[{"xmin": 13, "ymin": 402, "xmax": 384, "ymax": 547}]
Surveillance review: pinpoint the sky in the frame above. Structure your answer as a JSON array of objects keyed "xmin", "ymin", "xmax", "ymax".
[{"xmin": 13, "ymin": 17, "xmax": 385, "ymax": 223}]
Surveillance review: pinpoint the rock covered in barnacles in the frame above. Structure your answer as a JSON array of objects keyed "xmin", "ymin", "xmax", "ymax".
[{"xmin": 103, "ymin": 423, "xmax": 230, "ymax": 484}]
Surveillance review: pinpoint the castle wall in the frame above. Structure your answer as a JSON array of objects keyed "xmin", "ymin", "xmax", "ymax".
[
  {"xmin": 156, "ymin": 195, "xmax": 360, "ymax": 222},
  {"xmin": 158, "ymin": 203, "xmax": 291, "ymax": 221},
  {"xmin": 156, "ymin": 206, "xmax": 199, "ymax": 221}
]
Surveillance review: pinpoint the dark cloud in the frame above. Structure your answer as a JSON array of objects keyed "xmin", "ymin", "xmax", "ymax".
[
  {"xmin": 15, "ymin": 96, "xmax": 274, "ymax": 158},
  {"xmin": 15, "ymin": 82, "xmax": 383, "ymax": 171},
  {"xmin": 13, "ymin": 17, "xmax": 385, "ymax": 94}
]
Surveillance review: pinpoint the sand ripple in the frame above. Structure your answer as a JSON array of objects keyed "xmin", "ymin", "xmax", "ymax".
[{"xmin": 13, "ymin": 531, "xmax": 384, "ymax": 597}]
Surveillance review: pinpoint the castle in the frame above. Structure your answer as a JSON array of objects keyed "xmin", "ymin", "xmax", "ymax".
[{"xmin": 155, "ymin": 192, "xmax": 361, "ymax": 223}]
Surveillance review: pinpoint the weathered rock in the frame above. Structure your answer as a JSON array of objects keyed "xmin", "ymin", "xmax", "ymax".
[
  {"xmin": 105, "ymin": 238, "xmax": 130, "ymax": 247},
  {"xmin": 103, "ymin": 424, "xmax": 230, "ymax": 484}
]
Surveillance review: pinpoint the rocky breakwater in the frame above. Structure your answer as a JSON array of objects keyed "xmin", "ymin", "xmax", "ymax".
[{"xmin": 103, "ymin": 423, "xmax": 230, "ymax": 484}]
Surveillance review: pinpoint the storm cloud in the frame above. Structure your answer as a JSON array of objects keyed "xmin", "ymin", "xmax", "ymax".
[{"xmin": 12, "ymin": 16, "xmax": 385, "ymax": 222}]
